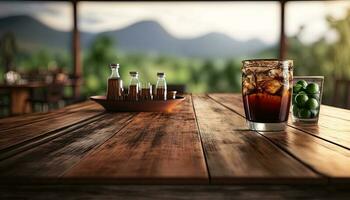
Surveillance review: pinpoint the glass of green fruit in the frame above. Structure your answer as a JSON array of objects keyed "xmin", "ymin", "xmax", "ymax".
[{"xmin": 292, "ymin": 76, "xmax": 324, "ymax": 123}]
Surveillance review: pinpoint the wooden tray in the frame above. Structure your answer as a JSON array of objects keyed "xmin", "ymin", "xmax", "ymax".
[{"xmin": 90, "ymin": 96, "xmax": 185, "ymax": 112}]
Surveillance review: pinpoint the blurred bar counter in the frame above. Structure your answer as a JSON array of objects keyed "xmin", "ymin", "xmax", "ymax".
[{"xmin": 0, "ymin": 80, "xmax": 74, "ymax": 116}]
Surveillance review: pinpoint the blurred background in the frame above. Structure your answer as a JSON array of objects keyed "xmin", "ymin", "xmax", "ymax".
[{"xmin": 1, "ymin": 0, "xmax": 350, "ymax": 117}]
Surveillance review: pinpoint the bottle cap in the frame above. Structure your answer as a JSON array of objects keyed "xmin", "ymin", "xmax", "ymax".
[
  {"xmin": 110, "ymin": 63, "xmax": 119, "ymax": 68},
  {"xmin": 129, "ymin": 71, "xmax": 138, "ymax": 75},
  {"xmin": 157, "ymin": 72, "xmax": 165, "ymax": 77}
]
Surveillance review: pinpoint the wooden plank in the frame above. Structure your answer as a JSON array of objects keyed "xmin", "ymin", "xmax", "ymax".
[
  {"xmin": 208, "ymin": 93, "xmax": 245, "ymax": 115},
  {"xmin": 0, "ymin": 103, "xmax": 104, "ymax": 151},
  {"xmin": 0, "ymin": 113, "xmax": 135, "ymax": 180},
  {"xmin": 2, "ymin": 185, "xmax": 350, "ymax": 200},
  {"xmin": 261, "ymin": 127, "xmax": 350, "ymax": 183},
  {"xmin": 0, "ymin": 101, "xmax": 96, "ymax": 130},
  {"xmin": 192, "ymin": 95, "xmax": 319, "ymax": 184},
  {"xmin": 317, "ymin": 115, "xmax": 350, "ymax": 131},
  {"xmin": 0, "ymin": 101, "xmax": 95, "ymax": 124},
  {"xmin": 320, "ymin": 105, "xmax": 350, "ymax": 121},
  {"xmin": 64, "ymin": 95, "xmax": 208, "ymax": 184},
  {"xmin": 209, "ymin": 93, "xmax": 350, "ymax": 183},
  {"xmin": 209, "ymin": 93, "xmax": 350, "ymax": 150},
  {"xmin": 290, "ymin": 115, "xmax": 350, "ymax": 150},
  {"xmin": 209, "ymin": 93, "xmax": 350, "ymax": 124}
]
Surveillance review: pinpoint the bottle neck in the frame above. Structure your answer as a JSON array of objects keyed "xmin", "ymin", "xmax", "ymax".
[
  {"xmin": 130, "ymin": 75, "xmax": 140, "ymax": 85},
  {"xmin": 157, "ymin": 77, "xmax": 166, "ymax": 81},
  {"xmin": 110, "ymin": 68, "xmax": 120, "ymax": 78},
  {"xmin": 156, "ymin": 77, "xmax": 166, "ymax": 88}
]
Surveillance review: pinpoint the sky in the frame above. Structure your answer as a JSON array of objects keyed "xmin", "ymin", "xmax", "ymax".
[{"xmin": 0, "ymin": 1, "xmax": 349, "ymax": 45}]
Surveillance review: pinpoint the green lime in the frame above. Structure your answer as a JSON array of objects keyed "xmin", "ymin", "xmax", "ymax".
[
  {"xmin": 298, "ymin": 91, "xmax": 307, "ymax": 95},
  {"xmin": 292, "ymin": 105, "xmax": 299, "ymax": 116},
  {"xmin": 296, "ymin": 80, "xmax": 308, "ymax": 88},
  {"xmin": 308, "ymin": 93, "xmax": 320, "ymax": 99},
  {"xmin": 292, "ymin": 94, "xmax": 297, "ymax": 105},
  {"xmin": 293, "ymin": 84, "xmax": 303, "ymax": 94},
  {"xmin": 299, "ymin": 108, "xmax": 312, "ymax": 118},
  {"xmin": 306, "ymin": 83, "xmax": 320, "ymax": 94},
  {"xmin": 305, "ymin": 98, "xmax": 319, "ymax": 110},
  {"xmin": 310, "ymin": 109, "xmax": 319, "ymax": 118},
  {"xmin": 295, "ymin": 93, "xmax": 309, "ymax": 107}
]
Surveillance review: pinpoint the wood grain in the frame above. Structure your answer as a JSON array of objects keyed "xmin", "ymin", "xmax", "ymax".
[
  {"xmin": 0, "ymin": 103, "xmax": 104, "ymax": 151},
  {"xmin": 0, "ymin": 101, "xmax": 96, "ymax": 131},
  {"xmin": 289, "ymin": 116, "xmax": 350, "ymax": 150},
  {"xmin": 64, "ymin": 95, "xmax": 208, "ymax": 184},
  {"xmin": 320, "ymin": 104, "xmax": 350, "ymax": 121},
  {"xmin": 208, "ymin": 93, "xmax": 245, "ymax": 115},
  {"xmin": 209, "ymin": 93, "xmax": 350, "ymax": 150},
  {"xmin": 2, "ymin": 93, "xmax": 350, "ymax": 185},
  {"xmin": 209, "ymin": 93, "xmax": 350, "ymax": 182},
  {"xmin": 2, "ymin": 185, "xmax": 350, "ymax": 200},
  {"xmin": 261, "ymin": 127, "xmax": 350, "ymax": 182},
  {"xmin": 0, "ymin": 112, "xmax": 135, "ymax": 179},
  {"xmin": 192, "ymin": 95, "xmax": 319, "ymax": 184}
]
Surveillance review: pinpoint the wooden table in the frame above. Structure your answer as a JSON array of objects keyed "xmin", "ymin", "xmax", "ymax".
[
  {"xmin": 0, "ymin": 82, "xmax": 48, "ymax": 115},
  {"xmin": 1, "ymin": 93, "xmax": 350, "ymax": 199}
]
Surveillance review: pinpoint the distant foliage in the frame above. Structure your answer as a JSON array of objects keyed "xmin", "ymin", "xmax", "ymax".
[
  {"xmin": 3, "ymin": 9, "xmax": 350, "ymax": 106},
  {"xmin": 81, "ymin": 35, "xmax": 243, "ymax": 96},
  {"xmin": 287, "ymin": 9, "xmax": 350, "ymax": 105},
  {"xmin": 0, "ymin": 32, "xmax": 17, "ymax": 71},
  {"xmin": 83, "ymin": 35, "xmax": 118, "ymax": 95}
]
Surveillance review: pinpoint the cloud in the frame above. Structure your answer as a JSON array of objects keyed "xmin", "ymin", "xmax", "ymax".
[
  {"xmin": 80, "ymin": 15, "xmax": 103, "ymax": 24},
  {"xmin": 78, "ymin": 2, "xmax": 280, "ymax": 44},
  {"xmin": 0, "ymin": 1, "xmax": 72, "ymax": 31},
  {"xmin": 1, "ymin": 1, "xmax": 349, "ymax": 44},
  {"xmin": 0, "ymin": 2, "xmax": 64, "ymax": 17}
]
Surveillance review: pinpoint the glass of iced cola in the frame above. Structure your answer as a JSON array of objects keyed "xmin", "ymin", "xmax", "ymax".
[{"xmin": 242, "ymin": 59, "xmax": 293, "ymax": 131}]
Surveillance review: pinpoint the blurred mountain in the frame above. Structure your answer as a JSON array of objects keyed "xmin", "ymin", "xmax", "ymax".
[
  {"xmin": 0, "ymin": 15, "xmax": 70, "ymax": 51},
  {"xmin": 180, "ymin": 32, "xmax": 267, "ymax": 57},
  {"xmin": 0, "ymin": 15, "xmax": 268, "ymax": 57},
  {"xmin": 101, "ymin": 20, "xmax": 180, "ymax": 55}
]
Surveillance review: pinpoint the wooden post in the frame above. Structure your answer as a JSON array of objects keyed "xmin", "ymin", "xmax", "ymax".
[
  {"xmin": 279, "ymin": 0, "xmax": 287, "ymax": 59},
  {"xmin": 72, "ymin": 0, "xmax": 81, "ymax": 99}
]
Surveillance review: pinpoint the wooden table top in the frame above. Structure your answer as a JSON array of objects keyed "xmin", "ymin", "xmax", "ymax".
[{"xmin": 1, "ymin": 93, "xmax": 350, "ymax": 185}]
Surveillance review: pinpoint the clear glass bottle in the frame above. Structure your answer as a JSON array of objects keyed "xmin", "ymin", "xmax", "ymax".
[
  {"xmin": 128, "ymin": 71, "xmax": 140, "ymax": 101},
  {"xmin": 140, "ymin": 82, "xmax": 153, "ymax": 100},
  {"xmin": 155, "ymin": 72, "xmax": 167, "ymax": 100},
  {"xmin": 106, "ymin": 63, "xmax": 123, "ymax": 100}
]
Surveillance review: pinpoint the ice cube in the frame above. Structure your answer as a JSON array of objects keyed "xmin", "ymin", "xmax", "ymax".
[
  {"xmin": 262, "ymin": 79, "xmax": 282, "ymax": 94},
  {"xmin": 243, "ymin": 80, "xmax": 256, "ymax": 95},
  {"xmin": 256, "ymin": 73, "xmax": 273, "ymax": 83},
  {"xmin": 268, "ymin": 68, "xmax": 282, "ymax": 78},
  {"xmin": 288, "ymin": 71, "xmax": 293, "ymax": 82}
]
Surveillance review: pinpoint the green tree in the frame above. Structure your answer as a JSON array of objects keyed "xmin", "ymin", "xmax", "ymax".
[
  {"xmin": 286, "ymin": 9, "xmax": 350, "ymax": 105},
  {"xmin": 327, "ymin": 11, "xmax": 350, "ymax": 79},
  {"xmin": 83, "ymin": 35, "xmax": 118, "ymax": 95},
  {"xmin": 0, "ymin": 32, "xmax": 18, "ymax": 72},
  {"xmin": 224, "ymin": 59, "xmax": 241, "ymax": 92}
]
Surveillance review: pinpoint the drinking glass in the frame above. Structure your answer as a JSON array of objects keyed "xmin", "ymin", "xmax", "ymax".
[
  {"xmin": 291, "ymin": 76, "xmax": 324, "ymax": 124},
  {"xmin": 242, "ymin": 59, "xmax": 293, "ymax": 131}
]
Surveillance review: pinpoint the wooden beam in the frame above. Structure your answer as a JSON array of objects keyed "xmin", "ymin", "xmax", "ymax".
[
  {"xmin": 72, "ymin": 0, "xmax": 81, "ymax": 99},
  {"xmin": 2, "ymin": 0, "xmax": 285, "ymax": 2},
  {"xmin": 279, "ymin": 0, "xmax": 287, "ymax": 59}
]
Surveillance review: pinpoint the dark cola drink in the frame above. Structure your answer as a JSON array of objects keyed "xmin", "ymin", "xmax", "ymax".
[
  {"xmin": 128, "ymin": 85, "xmax": 138, "ymax": 101},
  {"xmin": 107, "ymin": 64, "xmax": 123, "ymax": 100},
  {"xmin": 155, "ymin": 88, "xmax": 166, "ymax": 100},
  {"xmin": 155, "ymin": 72, "xmax": 167, "ymax": 100},
  {"xmin": 242, "ymin": 59, "xmax": 293, "ymax": 131},
  {"xmin": 128, "ymin": 72, "xmax": 140, "ymax": 101}
]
